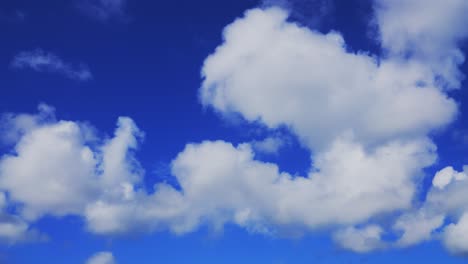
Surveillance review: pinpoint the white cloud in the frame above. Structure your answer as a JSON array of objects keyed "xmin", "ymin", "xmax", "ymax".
[
  {"xmin": 85, "ymin": 138, "xmax": 435, "ymax": 236},
  {"xmin": 171, "ymin": 139, "xmax": 435, "ymax": 231},
  {"xmin": 393, "ymin": 210, "xmax": 444, "ymax": 247},
  {"xmin": 197, "ymin": 3, "xmax": 468, "ymax": 253},
  {"xmin": 251, "ymin": 136, "xmax": 285, "ymax": 154},
  {"xmin": 391, "ymin": 165, "xmax": 468, "ymax": 252},
  {"xmin": 200, "ymin": 8, "xmax": 456, "ymax": 151},
  {"xmin": 78, "ymin": 0, "xmax": 127, "ymax": 21},
  {"xmin": 443, "ymin": 213, "xmax": 468, "ymax": 255},
  {"xmin": 0, "ymin": 106, "xmax": 435, "ymax": 239},
  {"xmin": 11, "ymin": 49, "xmax": 92, "ymax": 81},
  {"xmin": 0, "ymin": 192, "xmax": 46, "ymax": 245},
  {"xmin": 0, "ymin": 107, "xmax": 142, "ymax": 221},
  {"xmin": 333, "ymin": 225, "xmax": 385, "ymax": 253},
  {"xmin": 86, "ymin": 251, "xmax": 116, "ymax": 264},
  {"xmin": 1, "ymin": 0, "xmax": 468, "ymax": 255},
  {"xmin": 374, "ymin": 0, "xmax": 468, "ymax": 89},
  {"xmin": 0, "ymin": 103, "xmax": 56, "ymax": 145},
  {"xmin": 432, "ymin": 166, "xmax": 467, "ymax": 190},
  {"xmin": 0, "ymin": 213, "xmax": 45, "ymax": 245}
]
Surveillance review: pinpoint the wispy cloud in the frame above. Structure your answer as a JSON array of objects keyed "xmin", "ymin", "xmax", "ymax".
[
  {"xmin": 77, "ymin": 0, "xmax": 127, "ymax": 22},
  {"xmin": 11, "ymin": 49, "xmax": 92, "ymax": 81}
]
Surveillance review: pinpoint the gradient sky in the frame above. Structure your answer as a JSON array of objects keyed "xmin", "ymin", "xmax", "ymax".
[{"xmin": 2, "ymin": 0, "xmax": 468, "ymax": 263}]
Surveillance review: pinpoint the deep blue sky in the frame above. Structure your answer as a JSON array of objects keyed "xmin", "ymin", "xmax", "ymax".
[{"xmin": 2, "ymin": 0, "xmax": 468, "ymax": 263}]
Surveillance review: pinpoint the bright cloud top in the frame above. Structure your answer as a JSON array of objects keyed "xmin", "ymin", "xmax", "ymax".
[
  {"xmin": 1, "ymin": 0, "xmax": 468, "ymax": 257},
  {"xmin": 11, "ymin": 49, "xmax": 92, "ymax": 81}
]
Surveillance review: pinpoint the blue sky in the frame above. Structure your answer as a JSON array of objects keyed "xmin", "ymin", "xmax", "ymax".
[{"xmin": 2, "ymin": 0, "xmax": 468, "ymax": 263}]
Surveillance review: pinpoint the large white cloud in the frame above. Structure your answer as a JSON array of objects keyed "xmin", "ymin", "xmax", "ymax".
[
  {"xmin": 85, "ymin": 138, "xmax": 435, "ymax": 236},
  {"xmin": 0, "ymin": 106, "xmax": 436, "ymax": 239},
  {"xmin": 0, "ymin": 105, "xmax": 143, "ymax": 223},
  {"xmin": 197, "ymin": 2, "xmax": 468, "ymax": 253},
  {"xmin": 200, "ymin": 8, "xmax": 456, "ymax": 150}
]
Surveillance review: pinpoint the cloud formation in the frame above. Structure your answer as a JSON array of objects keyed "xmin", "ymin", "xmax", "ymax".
[
  {"xmin": 0, "ymin": 105, "xmax": 143, "ymax": 239},
  {"xmin": 374, "ymin": 0, "xmax": 468, "ymax": 89},
  {"xmin": 11, "ymin": 49, "xmax": 92, "ymax": 81},
  {"xmin": 198, "ymin": 0, "xmax": 468, "ymax": 253},
  {"xmin": 1, "ymin": 0, "xmax": 468, "ymax": 256}
]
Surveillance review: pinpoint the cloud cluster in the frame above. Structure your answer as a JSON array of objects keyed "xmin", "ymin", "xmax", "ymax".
[
  {"xmin": 198, "ymin": 0, "xmax": 468, "ymax": 254},
  {"xmin": 0, "ymin": 104, "xmax": 436, "ymax": 241},
  {"xmin": 0, "ymin": 105, "xmax": 143, "ymax": 241},
  {"xmin": 391, "ymin": 166, "xmax": 468, "ymax": 255},
  {"xmin": 11, "ymin": 49, "xmax": 92, "ymax": 81},
  {"xmin": 2, "ymin": 0, "xmax": 468, "ymax": 256}
]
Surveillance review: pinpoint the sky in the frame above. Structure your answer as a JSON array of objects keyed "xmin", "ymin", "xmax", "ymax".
[{"xmin": 2, "ymin": 0, "xmax": 468, "ymax": 263}]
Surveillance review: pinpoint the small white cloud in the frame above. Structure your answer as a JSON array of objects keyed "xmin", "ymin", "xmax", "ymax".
[
  {"xmin": 11, "ymin": 49, "xmax": 92, "ymax": 81},
  {"xmin": 86, "ymin": 251, "xmax": 116, "ymax": 264},
  {"xmin": 432, "ymin": 166, "xmax": 467, "ymax": 189},
  {"xmin": 200, "ymin": 7, "xmax": 457, "ymax": 151}
]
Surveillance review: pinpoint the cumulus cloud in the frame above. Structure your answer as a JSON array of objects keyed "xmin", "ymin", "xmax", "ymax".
[
  {"xmin": 0, "ymin": 103, "xmax": 56, "ymax": 145},
  {"xmin": 1, "ymin": 0, "xmax": 468, "ymax": 256},
  {"xmin": 198, "ymin": 1, "xmax": 468, "ymax": 253},
  {"xmin": 432, "ymin": 166, "xmax": 467, "ymax": 190},
  {"xmin": 395, "ymin": 166, "xmax": 468, "ymax": 255},
  {"xmin": 0, "ymin": 192, "xmax": 46, "ymax": 245},
  {"xmin": 86, "ymin": 251, "xmax": 116, "ymax": 264},
  {"xmin": 443, "ymin": 213, "xmax": 468, "ymax": 255},
  {"xmin": 0, "ymin": 105, "xmax": 143, "ymax": 229},
  {"xmin": 200, "ymin": 8, "xmax": 456, "ymax": 151},
  {"xmin": 77, "ymin": 0, "xmax": 127, "ymax": 21},
  {"xmin": 84, "ymin": 138, "xmax": 435, "ymax": 236},
  {"xmin": 374, "ymin": 0, "xmax": 468, "ymax": 89},
  {"xmin": 11, "ymin": 49, "xmax": 92, "ymax": 81},
  {"xmin": 0, "ymin": 106, "xmax": 436, "ymax": 239}
]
